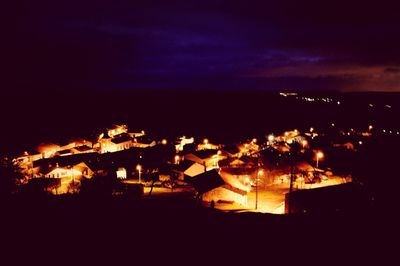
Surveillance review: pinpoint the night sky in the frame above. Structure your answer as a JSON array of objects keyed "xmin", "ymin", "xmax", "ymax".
[{"xmin": 6, "ymin": 0, "xmax": 400, "ymax": 92}]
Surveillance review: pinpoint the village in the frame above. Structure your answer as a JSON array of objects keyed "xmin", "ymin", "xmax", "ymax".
[{"xmin": 9, "ymin": 123, "xmax": 375, "ymax": 215}]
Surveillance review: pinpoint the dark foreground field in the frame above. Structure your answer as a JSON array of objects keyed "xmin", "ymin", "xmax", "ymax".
[{"xmin": 1, "ymin": 194, "xmax": 397, "ymax": 264}]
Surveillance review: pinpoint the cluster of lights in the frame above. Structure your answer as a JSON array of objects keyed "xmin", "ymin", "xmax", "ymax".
[
  {"xmin": 291, "ymin": 96, "xmax": 335, "ymax": 103},
  {"xmin": 381, "ymin": 129, "xmax": 400, "ymax": 135},
  {"xmin": 279, "ymin": 92, "xmax": 298, "ymax": 97}
]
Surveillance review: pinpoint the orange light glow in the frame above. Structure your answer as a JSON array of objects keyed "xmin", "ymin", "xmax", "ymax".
[
  {"xmin": 174, "ymin": 155, "xmax": 180, "ymax": 164},
  {"xmin": 301, "ymin": 140, "xmax": 308, "ymax": 148},
  {"xmin": 268, "ymin": 134, "xmax": 274, "ymax": 142}
]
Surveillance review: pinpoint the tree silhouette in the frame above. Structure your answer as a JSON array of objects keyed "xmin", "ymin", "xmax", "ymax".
[{"xmin": 0, "ymin": 156, "xmax": 24, "ymax": 197}]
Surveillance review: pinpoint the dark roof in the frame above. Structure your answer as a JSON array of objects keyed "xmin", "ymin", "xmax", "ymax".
[
  {"xmin": 134, "ymin": 136, "xmax": 154, "ymax": 144},
  {"xmin": 37, "ymin": 164, "xmax": 58, "ymax": 175},
  {"xmin": 191, "ymin": 149, "xmax": 218, "ymax": 159},
  {"xmin": 176, "ymin": 159, "xmax": 196, "ymax": 172},
  {"xmin": 57, "ymin": 149, "xmax": 72, "ymax": 155},
  {"xmin": 73, "ymin": 145, "xmax": 92, "ymax": 152},
  {"xmin": 223, "ymin": 144, "xmax": 240, "ymax": 155},
  {"xmin": 190, "ymin": 169, "xmax": 225, "ymax": 194},
  {"xmin": 239, "ymin": 155, "xmax": 257, "ymax": 164},
  {"xmin": 111, "ymin": 135, "xmax": 132, "ymax": 144}
]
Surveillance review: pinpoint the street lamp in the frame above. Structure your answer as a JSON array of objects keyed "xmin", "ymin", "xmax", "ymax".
[
  {"xmin": 174, "ymin": 155, "xmax": 180, "ymax": 165},
  {"xmin": 136, "ymin": 164, "xmax": 142, "ymax": 183},
  {"xmin": 268, "ymin": 134, "xmax": 274, "ymax": 144},
  {"xmin": 301, "ymin": 140, "xmax": 308, "ymax": 148},
  {"xmin": 316, "ymin": 151, "xmax": 324, "ymax": 169}
]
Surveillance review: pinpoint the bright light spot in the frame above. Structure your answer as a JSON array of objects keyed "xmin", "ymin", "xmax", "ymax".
[
  {"xmin": 358, "ymin": 141, "xmax": 363, "ymax": 145},
  {"xmin": 136, "ymin": 164, "xmax": 142, "ymax": 171},
  {"xmin": 316, "ymin": 151, "xmax": 324, "ymax": 159},
  {"xmin": 174, "ymin": 155, "xmax": 180, "ymax": 164},
  {"xmin": 268, "ymin": 134, "xmax": 275, "ymax": 142},
  {"xmin": 337, "ymin": 101, "xmax": 341, "ymax": 105},
  {"xmin": 258, "ymin": 169, "xmax": 264, "ymax": 176},
  {"xmin": 369, "ymin": 125, "xmax": 373, "ymax": 130},
  {"xmin": 302, "ymin": 140, "xmax": 308, "ymax": 148},
  {"xmin": 203, "ymin": 138, "xmax": 209, "ymax": 144},
  {"xmin": 383, "ymin": 129, "xmax": 386, "ymax": 133},
  {"xmin": 331, "ymin": 123, "xmax": 335, "ymax": 127},
  {"xmin": 310, "ymin": 127, "xmax": 314, "ymax": 132},
  {"xmin": 116, "ymin": 168, "xmax": 127, "ymax": 179},
  {"xmin": 252, "ymin": 138, "xmax": 257, "ymax": 143},
  {"xmin": 161, "ymin": 139, "xmax": 167, "ymax": 145}
]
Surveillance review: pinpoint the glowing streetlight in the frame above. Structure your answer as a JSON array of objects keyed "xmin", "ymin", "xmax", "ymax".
[
  {"xmin": 301, "ymin": 140, "xmax": 308, "ymax": 148},
  {"xmin": 161, "ymin": 139, "xmax": 167, "ymax": 145},
  {"xmin": 174, "ymin": 155, "xmax": 180, "ymax": 164},
  {"xmin": 268, "ymin": 134, "xmax": 274, "ymax": 143},
  {"xmin": 368, "ymin": 125, "xmax": 373, "ymax": 131},
  {"xmin": 203, "ymin": 138, "xmax": 209, "ymax": 144},
  {"xmin": 136, "ymin": 164, "xmax": 142, "ymax": 183},
  {"xmin": 316, "ymin": 151, "xmax": 324, "ymax": 169}
]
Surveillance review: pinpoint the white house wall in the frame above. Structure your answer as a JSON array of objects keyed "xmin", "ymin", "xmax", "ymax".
[{"xmin": 203, "ymin": 187, "xmax": 248, "ymax": 206}]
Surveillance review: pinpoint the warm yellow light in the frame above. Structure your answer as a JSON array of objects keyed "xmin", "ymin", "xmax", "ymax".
[
  {"xmin": 252, "ymin": 138, "xmax": 257, "ymax": 143},
  {"xmin": 316, "ymin": 151, "xmax": 324, "ymax": 159},
  {"xmin": 217, "ymin": 150, "xmax": 222, "ymax": 155},
  {"xmin": 174, "ymin": 155, "xmax": 180, "ymax": 164},
  {"xmin": 161, "ymin": 139, "xmax": 167, "ymax": 145},
  {"xmin": 268, "ymin": 134, "xmax": 274, "ymax": 142},
  {"xmin": 257, "ymin": 169, "xmax": 264, "ymax": 176},
  {"xmin": 302, "ymin": 140, "xmax": 308, "ymax": 147},
  {"xmin": 368, "ymin": 125, "xmax": 373, "ymax": 130},
  {"xmin": 284, "ymin": 132, "xmax": 289, "ymax": 137},
  {"xmin": 136, "ymin": 164, "xmax": 142, "ymax": 171},
  {"xmin": 310, "ymin": 127, "xmax": 314, "ymax": 132},
  {"xmin": 203, "ymin": 138, "xmax": 209, "ymax": 144}
]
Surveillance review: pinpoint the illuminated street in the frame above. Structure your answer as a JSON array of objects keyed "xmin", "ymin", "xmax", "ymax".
[{"xmin": 210, "ymin": 175, "xmax": 350, "ymax": 214}]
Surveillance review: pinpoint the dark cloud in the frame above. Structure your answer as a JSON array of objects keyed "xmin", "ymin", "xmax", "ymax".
[{"xmin": 6, "ymin": 0, "xmax": 400, "ymax": 92}]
